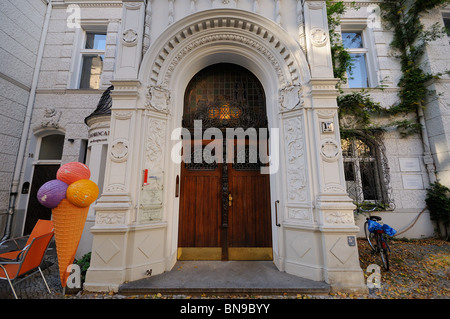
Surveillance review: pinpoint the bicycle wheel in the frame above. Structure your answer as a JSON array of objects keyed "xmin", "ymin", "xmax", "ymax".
[
  {"xmin": 364, "ymin": 221, "xmax": 377, "ymax": 252},
  {"xmin": 377, "ymin": 234, "xmax": 389, "ymax": 271}
]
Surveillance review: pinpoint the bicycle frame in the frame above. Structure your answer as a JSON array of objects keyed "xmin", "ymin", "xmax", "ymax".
[{"xmin": 364, "ymin": 216, "xmax": 390, "ymax": 271}]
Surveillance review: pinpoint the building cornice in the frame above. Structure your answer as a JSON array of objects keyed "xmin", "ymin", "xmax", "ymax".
[{"xmin": 52, "ymin": 1, "xmax": 123, "ymax": 8}]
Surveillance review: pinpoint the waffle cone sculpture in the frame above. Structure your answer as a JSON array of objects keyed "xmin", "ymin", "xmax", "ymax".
[
  {"xmin": 37, "ymin": 162, "xmax": 99, "ymax": 289},
  {"xmin": 52, "ymin": 199, "xmax": 89, "ymax": 287}
]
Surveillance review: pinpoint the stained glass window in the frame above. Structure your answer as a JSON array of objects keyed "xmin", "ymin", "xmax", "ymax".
[{"xmin": 183, "ymin": 63, "xmax": 267, "ymax": 130}]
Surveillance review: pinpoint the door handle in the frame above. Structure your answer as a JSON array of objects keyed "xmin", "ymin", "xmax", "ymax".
[
  {"xmin": 229, "ymin": 193, "xmax": 233, "ymax": 207},
  {"xmin": 275, "ymin": 200, "xmax": 280, "ymax": 227}
]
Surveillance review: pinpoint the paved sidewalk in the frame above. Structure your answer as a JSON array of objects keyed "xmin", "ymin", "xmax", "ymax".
[
  {"xmin": 0, "ymin": 241, "xmax": 63, "ymax": 299},
  {"xmin": 1, "ymin": 238, "xmax": 448, "ymax": 299}
]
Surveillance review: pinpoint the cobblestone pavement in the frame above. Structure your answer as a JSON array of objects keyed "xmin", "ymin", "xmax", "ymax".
[{"xmin": 0, "ymin": 238, "xmax": 448, "ymax": 299}]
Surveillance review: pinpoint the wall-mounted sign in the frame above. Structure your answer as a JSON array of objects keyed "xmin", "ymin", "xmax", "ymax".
[
  {"xmin": 399, "ymin": 157, "xmax": 421, "ymax": 172},
  {"xmin": 402, "ymin": 174, "xmax": 424, "ymax": 190},
  {"xmin": 321, "ymin": 121, "xmax": 334, "ymax": 133},
  {"xmin": 88, "ymin": 129, "xmax": 110, "ymax": 146}
]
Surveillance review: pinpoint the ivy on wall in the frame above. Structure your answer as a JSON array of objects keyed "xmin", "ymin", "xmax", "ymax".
[{"xmin": 326, "ymin": 0, "xmax": 450, "ymax": 137}]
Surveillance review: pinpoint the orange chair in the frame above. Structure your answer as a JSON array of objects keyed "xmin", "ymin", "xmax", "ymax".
[
  {"xmin": 0, "ymin": 222, "xmax": 54, "ymax": 298},
  {"xmin": 0, "ymin": 219, "xmax": 54, "ymax": 261}
]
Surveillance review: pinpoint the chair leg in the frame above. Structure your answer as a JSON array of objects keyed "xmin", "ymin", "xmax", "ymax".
[
  {"xmin": 7, "ymin": 277, "xmax": 18, "ymax": 299},
  {"xmin": 38, "ymin": 267, "xmax": 51, "ymax": 294},
  {"xmin": 0, "ymin": 265, "xmax": 18, "ymax": 299}
]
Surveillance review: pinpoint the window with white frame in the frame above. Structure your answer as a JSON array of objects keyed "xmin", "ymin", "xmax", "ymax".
[
  {"xmin": 78, "ymin": 30, "xmax": 106, "ymax": 89},
  {"xmin": 340, "ymin": 22, "xmax": 379, "ymax": 89},
  {"xmin": 342, "ymin": 31, "xmax": 370, "ymax": 88}
]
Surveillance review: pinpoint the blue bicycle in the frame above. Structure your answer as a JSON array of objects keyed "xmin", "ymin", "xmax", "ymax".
[{"xmin": 364, "ymin": 215, "xmax": 396, "ymax": 271}]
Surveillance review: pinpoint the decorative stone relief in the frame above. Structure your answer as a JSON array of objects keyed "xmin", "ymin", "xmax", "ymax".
[
  {"xmin": 310, "ymin": 27, "xmax": 328, "ymax": 47},
  {"xmin": 296, "ymin": 0, "xmax": 306, "ymax": 52},
  {"xmin": 114, "ymin": 111, "xmax": 133, "ymax": 120},
  {"xmin": 168, "ymin": 0, "xmax": 174, "ymax": 25},
  {"xmin": 279, "ymin": 84, "xmax": 304, "ymax": 111},
  {"xmin": 284, "ymin": 117, "xmax": 308, "ymax": 203},
  {"xmin": 40, "ymin": 108, "xmax": 61, "ymax": 129},
  {"xmin": 122, "ymin": 29, "xmax": 138, "ymax": 46},
  {"xmin": 104, "ymin": 184, "xmax": 126, "ymax": 193},
  {"xmin": 96, "ymin": 212, "xmax": 126, "ymax": 225},
  {"xmin": 339, "ymin": 114, "xmax": 358, "ymax": 129},
  {"xmin": 161, "ymin": 33, "xmax": 286, "ymax": 87},
  {"xmin": 320, "ymin": 138, "xmax": 340, "ymax": 162},
  {"xmin": 145, "ymin": 85, "xmax": 171, "ymax": 114},
  {"xmin": 143, "ymin": 1, "xmax": 152, "ymax": 54},
  {"xmin": 325, "ymin": 211, "xmax": 354, "ymax": 224},
  {"xmin": 288, "ymin": 208, "xmax": 311, "ymax": 221},
  {"xmin": 145, "ymin": 118, "xmax": 166, "ymax": 172},
  {"xmin": 148, "ymin": 13, "xmax": 306, "ymax": 87},
  {"xmin": 110, "ymin": 140, "xmax": 129, "ymax": 162},
  {"xmin": 323, "ymin": 184, "xmax": 347, "ymax": 193}
]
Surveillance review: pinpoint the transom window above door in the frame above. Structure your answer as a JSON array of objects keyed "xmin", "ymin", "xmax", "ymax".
[{"xmin": 182, "ymin": 63, "xmax": 268, "ymax": 131}]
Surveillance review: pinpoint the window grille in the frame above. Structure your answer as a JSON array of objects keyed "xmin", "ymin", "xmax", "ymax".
[{"xmin": 341, "ymin": 132, "xmax": 394, "ymax": 211}]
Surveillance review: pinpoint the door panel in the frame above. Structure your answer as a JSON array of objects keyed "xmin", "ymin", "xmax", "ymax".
[
  {"xmin": 24, "ymin": 164, "xmax": 60, "ymax": 235},
  {"xmin": 178, "ymin": 141, "xmax": 222, "ymax": 250},
  {"xmin": 228, "ymin": 169, "xmax": 272, "ymax": 248},
  {"xmin": 178, "ymin": 140, "xmax": 272, "ymax": 261}
]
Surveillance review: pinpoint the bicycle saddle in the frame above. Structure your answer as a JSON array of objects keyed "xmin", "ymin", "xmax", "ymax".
[{"xmin": 369, "ymin": 215, "xmax": 382, "ymax": 221}]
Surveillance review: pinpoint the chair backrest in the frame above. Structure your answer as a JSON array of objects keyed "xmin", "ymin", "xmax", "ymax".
[
  {"xmin": 17, "ymin": 232, "xmax": 54, "ymax": 277},
  {"xmin": 25, "ymin": 220, "xmax": 54, "ymax": 246}
]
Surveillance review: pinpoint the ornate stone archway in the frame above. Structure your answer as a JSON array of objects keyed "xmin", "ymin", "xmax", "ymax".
[{"xmin": 84, "ymin": 5, "xmax": 366, "ymax": 294}]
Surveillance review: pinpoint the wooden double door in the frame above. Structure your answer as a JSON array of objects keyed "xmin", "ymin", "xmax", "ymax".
[{"xmin": 178, "ymin": 139, "xmax": 272, "ymax": 260}]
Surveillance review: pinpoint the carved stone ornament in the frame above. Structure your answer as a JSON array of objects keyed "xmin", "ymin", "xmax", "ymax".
[
  {"xmin": 279, "ymin": 84, "xmax": 304, "ymax": 111},
  {"xmin": 145, "ymin": 85, "xmax": 171, "ymax": 113},
  {"xmin": 320, "ymin": 138, "xmax": 340, "ymax": 161},
  {"xmin": 110, "ymin": 140, "xmax": 129, "ymax": 162},
  {"xmin": 284, "ymin": 117, "xmax": 308, "ymax": 203},
  {"xmin": 288, "ymin": 208, "xmax": 311, "ymax": 221},
  {"xmin": 310, "ymin": 28, "xmax": 328, "ymax": 47},
  {"xmin": 339, "ymin": 114, "xmax": 358, "ymax": 129},
  {"xmin": 122, "ymin": 29, "xmax": 138, "ymax": 46},
  {"xmin": 325, "ymin": 211, "xmax": 354, "ymax": 225},
  {"xmin": 145, "ymin": 118, "xmax": 166, "ymax": 172},
  {"xmin": 40, "ymin": 108, "xmax": 62, "ymax": 129},
  {"xmin": 96, "ymin": 212, "xmax": 126, "ymax": 225}
]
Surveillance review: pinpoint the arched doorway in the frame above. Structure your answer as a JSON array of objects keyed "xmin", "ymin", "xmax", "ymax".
[{"xmin": 178, "ymin": 63, "xmax": 272, "ymax": 261}]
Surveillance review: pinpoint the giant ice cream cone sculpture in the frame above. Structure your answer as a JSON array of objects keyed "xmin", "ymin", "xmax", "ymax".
[
  {"xmin": 37, "ymin": 162, "xmax": 98, "ymax": 288},
  {"xmin": 52, "ymin": 199, "xmax": 89, "ymax": 287}
]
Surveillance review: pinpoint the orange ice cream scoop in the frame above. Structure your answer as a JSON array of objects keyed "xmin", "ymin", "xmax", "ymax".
[{"xmin": 66, "ymin": 179, "xmax": 99, "ymax": 208}]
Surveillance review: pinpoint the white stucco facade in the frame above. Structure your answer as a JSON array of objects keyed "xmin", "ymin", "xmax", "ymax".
[{"xmin": 1, "ymin": 0, "xmax": 449, "ymax": 293}]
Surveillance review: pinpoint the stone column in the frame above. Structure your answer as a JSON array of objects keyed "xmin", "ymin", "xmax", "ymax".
[
  {"xmin": 84, "ymin": 0, "xmax": 147, "ymax": 292},
  {"xmin": 77, "ymin": 114, "xmax": 110, "ymax": 258},
  {"xmin": 303, "ymin": 0, "xmax": 366, "ymax": 293}
]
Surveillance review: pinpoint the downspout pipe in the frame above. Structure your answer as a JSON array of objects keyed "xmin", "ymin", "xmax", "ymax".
[{"xmin": 2, "ymin": 0, "xmax": 53, "ymax": 240}]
